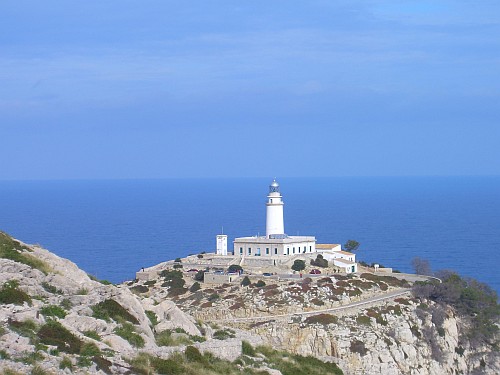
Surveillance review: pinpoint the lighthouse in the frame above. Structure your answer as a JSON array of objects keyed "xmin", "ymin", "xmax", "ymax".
[
  {"xmin": 266, "ymin": 179, "xmax": 285, "ymax": 238},
  {"xmin": 233, "ymin": 180, "xmax": 317, "ymax": 258}
]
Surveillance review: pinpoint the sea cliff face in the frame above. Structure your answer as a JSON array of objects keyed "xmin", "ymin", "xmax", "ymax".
[
  {"xmin": 0, "ymin": 232, "xmax": 499, "ymax": 375},
  {"xmin": 244, "ymin": 304, "xmax": 499, "ymax": 375}
]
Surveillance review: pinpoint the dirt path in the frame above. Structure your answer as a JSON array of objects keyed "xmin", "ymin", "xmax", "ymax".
[{"xmin": 215, "ymin": 288, "xmax": 411, "ymax": 323}]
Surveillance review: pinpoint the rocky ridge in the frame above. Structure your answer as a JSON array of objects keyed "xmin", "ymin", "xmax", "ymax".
[{"xmin": 1, "ymin": 232, "xmax": 499, "ymax": 375}]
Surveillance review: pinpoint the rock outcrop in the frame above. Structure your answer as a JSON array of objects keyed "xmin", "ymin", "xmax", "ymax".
[{"xmin": 1, "ymin": 233, "xmax": 499, "ymax": 375}]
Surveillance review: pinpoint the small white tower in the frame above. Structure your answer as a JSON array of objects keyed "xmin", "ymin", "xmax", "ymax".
[
  {"xmin": 266, "ymin": 179, "xmax": 285, "ymax": 238},
  {"xmin": 216, "ymin": 234, "xmax": 228, "ymax": 255}
]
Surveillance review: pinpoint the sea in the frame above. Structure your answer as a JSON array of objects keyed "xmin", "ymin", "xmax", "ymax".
[{"xmin": 0, "ymin": 177, "xmax": 499, "ymax": 294}]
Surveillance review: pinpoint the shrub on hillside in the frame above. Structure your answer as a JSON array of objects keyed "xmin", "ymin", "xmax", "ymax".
[
  {"xmin": 0, "ymin": 232, "xmax": 51, "ymax": 274},
  {"xmin": 412, "ymin": 270, "xmax": 500, "ymax": 344},
  {"xmin": 190, "ymin": 282, "xmax": 201, "ymax": 293},
  {"xmin": 255, "ymin": 280, "xmax": 266, "ymax": 288},
  {"xmin": 291, "ymin": 260, "xmax": 306, "ymax": 272},
  {"xmin": 38, "ymin": 320, "xmax": 82, "ymax": 354},
  {"xmin": 91, "ymin": 299, "xmax": 139, "ymax": 324},
  {"xmin": 114, "ymin": 323, "xmax": 145, "ymax": 348},
  {"xmin": 304, "ymin": 314, "xmax": 338, "ymax": 325},
  {"xmin": 194, "ymin": 271, "xmax": 205, "ymax": 282},
  {"xmin": 228, "ymin": 264, "xmax": 243, "ymax": 273},
  {"xmin": 241, "ymin": 276, "xmax": 251, "ymax": 287},
  {"xmin": 40, "ymin": 305, "xmax": 67, "ymax": 319},
  {"xmin": 310, "ymin": 254, "xmax": 329, "ymax": 268},
  {"xmin": 0, "ymin": 280, "xmax": 32, "ymax": 306}
]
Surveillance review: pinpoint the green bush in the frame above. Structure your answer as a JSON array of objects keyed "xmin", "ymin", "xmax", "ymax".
[
  {"xmin": 0, "ymin": 232, "xmax": 51, "ymax": 274},
  {"xmin": 194, "ymin": 271, "xmax": 205, "ymax": 282},
  {"xmin": 208, "ymin": 293, "xmax": 220, "ymax": 301},
  {"xmin": 80, "ymin": 342, "xmax": 101, "ymax": 357},
  {"xmin": 38, "ymin": 320, "xmax": 82, "ymax": 354},
  {"xmin": 291, "ymin": 260, "xmax": 306, "ymax": 272},
  {"xmin": 356, "ymin": 315, "xmax": 371, "ymax": 325},
  {"xmin": 91, "ymin": 299, "xmax": 139, "ymax": 324},
  {"xmin": 41, "ymin": 282, "xmax": 62, "ymax": 295},
  {"xmin": 0, "ymin": 349, "xmax": 10, "ymax": 359},
  {"xmin": 213, "ymin": 329, "xmax": 235, "ymax": 340},
  {"xmin": 185, "ymin": 345, "xmax": 206, "ymax": 363},
  {"xmin": 59, "ymin": 356, "xmax": 73, "ymax": 370},
  {"xmin": 40, "ymin": 305, "xmax": 67, "ymax": 319},
  {"xmin": 114, "ymin": 323, "xmax": 145, "ymax": 348},
  {"xmin": 254, "ymin": 346, "xmax": 343, "ymax": 375},
  {"xmin": 8, "ymin": 319, "xmax": 38, "ymax": 341},
  {"xmin": 242, "ymin": 340, "xmax": 256, "ymax": 356},
  {"xmin": 77, "ymin": 355, "xmax": 92, "ymax": 368},
  {"xmin": 156, "ymin": 329, "xmax": 193, "ymax": 347},
  {"xmin": 30, "ymin": 365, "xmax": 50, "ymax": 375},
  {"xmin": 311, "ymin": 254, "xmax": 329, "ymax": 268},
  {"xmin": 255, "ymin": 280, "xmax": 266, "ymax": 288},
  {"xmin": 241, "ymin": 276, "xmax": 251, "ymax": 287},
  {"xmin": 131, "ymin": 285, "xmax": 149, "ymax": 294},
  {"xmin": 412, "ymin": 270, "xmax": 500, "ymax": 343},
  {"xmin": 145, "ymin": 310, "xmax": 159, "ymax": 326},
  {"xmin": 87, "ymin": 274, "xmax": 112, "ymax": 285},
  {"xmin": 60, "ymin": 298, "xmax": 73, "ymax": 310},
  {"xmin": 304, "ymin": 314, "xmax": 338, "ymax": 325},
  {"xmin": 83, "ymin": 330, "xmax": 101, "ymax": 341},
  {"xmin": 0, "ymin": 280, "xmax": 32, "ymax": 305},
  {"xmin": 228, "ymin": 264, "xmax": 243, "ymax": 273},
  {"xmin": 190, "ymin": 282, "xmax": 201, "ymax": 292}
]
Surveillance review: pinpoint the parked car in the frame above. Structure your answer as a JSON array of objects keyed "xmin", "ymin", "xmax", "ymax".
[
  {"xmin": 309, "ymin": 269, "xmax": 321, "ymax": 275},
  {"xmin": 263, "ymin": 272, "xmax": 272, "ymax": 277},
  {"xmin": 187, "ymin": 269, "xmax": 199, "ymax": 273}
]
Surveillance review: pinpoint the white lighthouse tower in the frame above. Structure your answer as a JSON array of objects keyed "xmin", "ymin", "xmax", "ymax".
[{"xmin": 266, "ymin": 179, "xmax": 285, "ymax": 238}]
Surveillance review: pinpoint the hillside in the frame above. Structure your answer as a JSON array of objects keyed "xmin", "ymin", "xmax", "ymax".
[{"xmin": 1, "ymin": 231, "xmax": 499, "ymax": 375}]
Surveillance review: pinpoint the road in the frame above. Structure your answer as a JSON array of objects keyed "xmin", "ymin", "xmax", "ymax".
[{"xmin": 213, "ymin": 288, "xmax": 412, "ymax": 323}]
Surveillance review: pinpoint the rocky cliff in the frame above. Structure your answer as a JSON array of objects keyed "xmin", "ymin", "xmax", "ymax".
[{"xmin": 1, "ymin": 232, "xmax": 499, "ymax": 375}]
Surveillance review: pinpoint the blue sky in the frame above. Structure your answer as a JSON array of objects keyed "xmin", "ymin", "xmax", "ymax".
[{"xmin": 1, "ymin": 1, "xmax": 499, "ymax": 179}]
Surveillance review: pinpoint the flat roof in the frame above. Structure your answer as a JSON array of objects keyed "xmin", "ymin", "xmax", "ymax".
[
  {"xmin": 333, "ymin": 258, "xmax": 355, "ymax": 265},
  {"xmin": 337, "ymin": 251, "xmax": 354, "ymax": 256},
  {"xmin": 234, "ymin": 235, "xmax": 316, "ymax": 244},
  {"xmin": 316, "ymin": 244, "xmax": 341, "ymax": 249}
]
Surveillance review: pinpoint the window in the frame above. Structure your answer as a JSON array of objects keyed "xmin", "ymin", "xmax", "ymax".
[
  {"xmin": 286, "ymin": 247, "xmax": 290, "ymax": 255},
  {"xmin": 309, "ymin": 246, "xmax": 312, "ymax": 252},
  {"xmin": 266, "ymin": 248, "xmax": 269, "ymax": 255},
  {"xmin": 274, "ymin": 248, "xmax": 278, "ymax": 255},
  {"xmin": 248, "ymin": 247, "xmax": 251, "ymax": 255},
  {"xmin": 240, "ymin": 247, "xmax": 243, "ymax": 254},
  {"xmin": 293, "ymin": 247, "xmax": 295, "ymax": 254},
  {"xmin": 256, "ymin": 248, "xmax": 261, "ymax": 256}
]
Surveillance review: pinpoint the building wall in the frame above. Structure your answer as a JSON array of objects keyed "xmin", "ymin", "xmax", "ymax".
[
  {"xmin": 333, "ymin": 259, "xmax": 357, "ymax": 273},
  {"xmin": 204, "ymin": 273, "xmax": 240, "ymax": 284},
  {"xmin": 216, "ymin": 235, "xmax": 228, "ymax": 255},
  {"xmin": 233, "ymin": 240, "xmax": 316, "ymax": 257}
]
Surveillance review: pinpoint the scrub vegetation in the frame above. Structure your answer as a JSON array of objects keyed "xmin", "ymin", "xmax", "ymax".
[
  {"xmin": 0, "ymin": 232, "xmax": 51, "ymax": 274},
  {"xmin": 127, "ymin": 343, "xmax": 343, "ymax": 375},
  {"xmin": 413, "ymin": 270, "xmax": 500, "ymax": 345}
]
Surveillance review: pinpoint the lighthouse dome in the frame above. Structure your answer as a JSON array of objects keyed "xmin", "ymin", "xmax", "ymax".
[{"xmin": 269, "ymin": 179, "xmax": 280, "ymax": 193}]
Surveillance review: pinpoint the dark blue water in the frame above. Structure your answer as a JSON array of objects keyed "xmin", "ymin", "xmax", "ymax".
[{"xmin": 0, "ymin": 177, "xmax": 499, "ymax": 293}]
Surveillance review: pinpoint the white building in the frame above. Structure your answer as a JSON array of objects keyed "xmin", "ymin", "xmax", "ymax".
[
  {"xmin": 316, "ymin": 244, "xmax": 357, "ymax": 273},
  {"xmin": 214, "ymin": 179, "xmax": 358, "ymax": 273},
  {"xmin": 216, "ymin": 235, "xmax": 228, "ymax": 256},
  {"xmin": 233, "ymin": 179, "xmax": 317, "ymax": 257}
]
